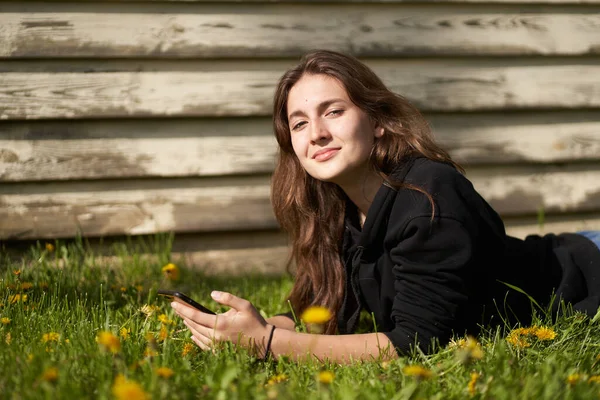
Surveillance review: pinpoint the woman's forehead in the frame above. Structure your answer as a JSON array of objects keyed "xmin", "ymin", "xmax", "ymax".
[{"xmin": 287, "ymin": 74, "xmax": 349, "ymax": 115}]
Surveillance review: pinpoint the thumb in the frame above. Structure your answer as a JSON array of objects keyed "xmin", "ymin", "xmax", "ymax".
[{"xmin": 211, "ymin": 291, "xmax": 247, "ymax": 310}]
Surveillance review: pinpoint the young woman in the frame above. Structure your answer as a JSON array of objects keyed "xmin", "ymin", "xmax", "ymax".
[{"xmin": 172, "ymin": 50, "xmax": 600, "ymax": 363}]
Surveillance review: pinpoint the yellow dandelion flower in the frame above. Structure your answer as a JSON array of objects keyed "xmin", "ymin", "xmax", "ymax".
[
  {"xmin": 402, "ymin": 365, "xmax": 433, "ymax": 380},
  {"xmin": 566, "ymin": 373, "xmax": 581, "ymax": 386},
  {"xmin": 120, "ymin": 287, "xmax": 127, "ymax": 292},
  {"xmin": 41, "ymin": 367, "xmax": 59, "ymax": 383},
  {"xmin": 301, "ymin": 306, "xmax": 332, "ymax": 325},
  {"xmin": 534, "ymin": 326, "xmax": 557, "ymax": 341},
  {"xmin": 8, "ymin": 294, "xmax": 27, "ymax": 304},
  {"xmin": 161, "ymin": 263, "xmax": 180, "ymax": 281},
  {"xmin": 112, "ymin": 374, "xmax": 149, "ymax": 400},
  {"xmin": 64, "ymin": 339, "xmax": 70, "ymax": 343},
  {"xmin": 45, "ymin": 243, "xmax": 55, "ymax": 252},
  {"xmin": 267, "ymin": 374, "xmax": 288, "ymax": 386},
  {"xmin": 21, "ymin": 282, "xmax": 33, "ymax": 291},
  {"xmin": 39, "ymin": 282, "xmax": 49, "ymax": 290},
  {"xmin": 467, "ymin": 372, "xmax": 480, "ymax": 396},
  {"xmin": 1, "ymin": 317, "xmax": 10, "ymax": 325},
  {"xmin": 506, "ymin": 328, "xmax": 531, "ymax": 348},
  {"xmin": 140, "ymin": 304, "xmax": 159, "ymax": 317},
  {"xmin": 41, "ymin": 332, "xmax": 60, "ymax": 343},
  {"xmin": 457, "ymin": 336, "xmax": 484, "ymax": 363},
  {"xmin": 144, "ymin": 346, "xmax": 158, "ymax": 358},
  {"xmin": 155, "ymin": 367, "xmax": 174, "ymax": 379},
  {"xmin": 27, "ymin": 354, "xmax": 34, "ymax": 363},
  {"xmin": 519, "ymin": 327, "xmax": 536, "ymax": 335},
  {"xmin": 158, "ymin": 314, "xmax": 174, "ymax": 325},
  {"xmin": 588, "ymin": 375, "xmax": 600, "ymax": 383},
  {"xmin": 136, "ymin": 285, "xmax": 143, "ymax": 293},
  {"xmin": 506, "ymin": 335, "xmax": 529, "ymax": 348},
  {"xmin": 96, "ymin": 331, "xmax": 121, "ymax": 353},
  {"xmin": 158, "ymin": 325, "xmax": 169, "ymax": 342},
  {"xmin": 13, "ymin": 270, "xmax": 21, "ymax": 276},
  {"xmin": 182, "ymin": 342, "xmax": 195, "ymax": 357},
  {"xmin": 318, "ymin": 371, "xmax": 335, "ymax": 384},
  {"xmin": 449, "ymin": 338, "xmax": 467, "ymax": 348},
  {"xmin": 120, "ymin": 327, "xmax": 131, "ymax": 340}
]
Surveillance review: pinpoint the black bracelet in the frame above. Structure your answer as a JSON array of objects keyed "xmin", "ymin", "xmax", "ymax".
[{"xmin": 263, "ymin": 325, "xmax": 276, "ymax": 361}]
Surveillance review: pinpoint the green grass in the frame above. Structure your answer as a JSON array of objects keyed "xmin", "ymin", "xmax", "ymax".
[{"xmin": 2, "ymin": 236, "xmax": 600, "ymax": 399}]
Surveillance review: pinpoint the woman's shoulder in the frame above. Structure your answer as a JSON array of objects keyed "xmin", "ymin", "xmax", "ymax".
[
  {"xmin": 390, "ymin": 157, "xmax": 470, "ymax": 194},
  {"xmin": 388, "ymin": 157, "xmax": 481, "ymax": 222}
]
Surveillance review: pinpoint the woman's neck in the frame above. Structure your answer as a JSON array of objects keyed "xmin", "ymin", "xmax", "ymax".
[{"xmin": 338, "ymin": 170, "xmax": 383, "ymax": 226}]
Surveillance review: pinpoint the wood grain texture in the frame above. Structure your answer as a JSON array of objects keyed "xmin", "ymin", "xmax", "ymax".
[
  {"xmin": 2, "ymin": 62, "xmax": 600, "ymax": 120},
  {"xmin": 0, "ymin": 176, "xmax": 277, "ymax": 239},
  {"xmin": 2, "ymin": 5, "xmax": 600, "ymax": 58},
  {"xmin": 5, "ymin": 0, "xmax": 600, "ymax": 3},
  {"xmin": 2, "ymin": 112, "xmax": 600, "ymax": 181},
  {"xmin": 1, "ymin": 164, "xmax": 599, "ymax": 240}
]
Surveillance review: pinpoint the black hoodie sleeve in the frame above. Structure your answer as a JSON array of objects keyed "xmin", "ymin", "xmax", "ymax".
[{"xmin": 382, "ymin": 214, "xmax": 473, "ymax": 355}]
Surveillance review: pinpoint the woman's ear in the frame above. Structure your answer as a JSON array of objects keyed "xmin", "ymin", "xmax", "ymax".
[{"xmin": 374, "ymin": 125, "xmax": 385, "ymax": 138}]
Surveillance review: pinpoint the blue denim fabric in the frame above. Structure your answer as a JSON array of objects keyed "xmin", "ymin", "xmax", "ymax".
[{"xmin": 578, "ymin": 231, "xmax": 600, "ymax": 250}]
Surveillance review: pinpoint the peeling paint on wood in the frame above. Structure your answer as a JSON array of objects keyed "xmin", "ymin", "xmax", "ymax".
[
  {"xmin": 1, "ymin": 8, "xmax": 600, "ymax": 58},
  {"xmin": 1, "ymin": 165, "xmax": 600, "ymax": 239},
  {"xmin": 2, "ymin": 63, "xmax": 600, "ymax": 120},
  {"xmin": 1, "ymin": 114, "xmax": 600, "ymax": 181}
]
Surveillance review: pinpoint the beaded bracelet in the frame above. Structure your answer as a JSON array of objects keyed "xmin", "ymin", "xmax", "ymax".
[{"xmin": 263, "ymin": 325, "xmax": 276, "ymax": 361}]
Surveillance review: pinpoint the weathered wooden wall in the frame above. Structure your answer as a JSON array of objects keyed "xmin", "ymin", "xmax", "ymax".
[{"xmin": 1, "ymin": 1, "xmax": 599, "ymax": 272}]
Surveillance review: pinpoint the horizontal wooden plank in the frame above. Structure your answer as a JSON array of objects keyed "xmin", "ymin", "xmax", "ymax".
[
  {"xmin": 0, "ymin": 176, "xmax": 278, "ymax": 239},
  {"xmin": 2, "ymin": 112, "xmax": 600, "ymax": 181},
  {"xmin": 2, "ymin": 62, "xmax": 600, "ymax": 120},
  {"xmin": 504, "ymin": 213, "xmax": 600, "ymax": 238},
  {"xmin": 1, "ymin": 164, "xmax": 599, "ymax": 239},
  {"xmin": 2, "ymin": 5, "xmax": 600, "ymax": 58},
  {"xmin": 4, "ymin": 0, "xmax": 600, "ymax": 4}
]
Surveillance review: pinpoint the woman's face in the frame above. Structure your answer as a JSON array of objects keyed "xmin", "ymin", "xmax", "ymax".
[{"xmin": 286, "ymin": 74, "xmax": 383, "ymax": 186}]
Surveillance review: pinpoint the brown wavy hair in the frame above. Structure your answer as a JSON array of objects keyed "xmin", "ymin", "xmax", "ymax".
[{"xmin": 271, "ymin": 50, "xmax": 462, "ymax": 334}]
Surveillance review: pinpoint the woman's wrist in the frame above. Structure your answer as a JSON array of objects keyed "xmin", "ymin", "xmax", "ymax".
[{"xmin": 262, "ymin": 324, "xmax": 276, "ymax": 360}]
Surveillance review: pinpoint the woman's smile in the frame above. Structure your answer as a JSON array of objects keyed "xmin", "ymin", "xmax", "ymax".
[{"xmin": 312, "ymin": 147, "xmax": 340, "ymax": 162}]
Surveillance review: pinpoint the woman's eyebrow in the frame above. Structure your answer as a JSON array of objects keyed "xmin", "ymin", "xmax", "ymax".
[{"xmin": 288, "ymin": 98, "xmax": 347, "ymax": 121}]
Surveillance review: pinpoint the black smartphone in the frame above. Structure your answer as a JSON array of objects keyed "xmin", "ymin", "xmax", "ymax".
[{"xmin": 157, "ymin": 290, "xmax": 216, "ymax": 315}]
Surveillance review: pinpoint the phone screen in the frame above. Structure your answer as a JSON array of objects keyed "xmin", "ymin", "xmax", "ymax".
[{"xmin": 157, "ymin": 290, "xmax": 216, "ymax": 315}]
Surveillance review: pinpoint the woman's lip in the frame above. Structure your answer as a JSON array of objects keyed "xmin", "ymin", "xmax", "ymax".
[{"xmin": 313, "ymin": 148, "xmax": 340, "ymax": 161}]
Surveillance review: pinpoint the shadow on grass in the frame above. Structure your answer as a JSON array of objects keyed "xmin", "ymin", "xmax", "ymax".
[{"xmin": 1, "ymin": 234, "xmax": 294, "ymax": 316}]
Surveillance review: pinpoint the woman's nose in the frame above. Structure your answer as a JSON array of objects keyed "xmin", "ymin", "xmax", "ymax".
[{"xmin": 310, "ymin": 120, "xmax": 331, "ymax": 143}]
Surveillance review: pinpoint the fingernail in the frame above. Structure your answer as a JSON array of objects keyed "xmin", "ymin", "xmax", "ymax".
[
  {"xmin": 171, "ymin": 302, "xmax": 178, "ymax": 309},
  {"xmin": 211, "ymin": 291, "xmax": 222, "ymax": 300}
]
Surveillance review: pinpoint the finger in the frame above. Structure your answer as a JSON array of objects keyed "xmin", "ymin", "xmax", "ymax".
[
  {"xmin": 187, "ymin": 324, "xmax": 213, "ymax": 347},
  {"xmin": 211, "ymin": 291, "xmax": 251, "ymax": 311},
  {"xmin": 183, "ymin": 318, "xmax": 216, "ymax": 341},
  {"xmin": 191, "ymin": 335, "xmax": 210, "ymax": 351},
  {"xmin": 171, "ymin": 302, "xmax": 216, "ymax": 326}
]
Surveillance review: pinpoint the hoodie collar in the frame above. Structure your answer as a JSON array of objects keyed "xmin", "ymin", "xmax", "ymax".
[{"xmin": 344, "ymin": 157, "xmax": 420, "ymax": 254}]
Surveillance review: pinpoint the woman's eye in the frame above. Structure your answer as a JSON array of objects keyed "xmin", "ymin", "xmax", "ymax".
[
  {"xmin": 292, "ymin": 121, "xmax": 306, "ymax": 131},
  {"xmin": 327, "ymin": 109, "xmax": 343, "ymax": 117}
]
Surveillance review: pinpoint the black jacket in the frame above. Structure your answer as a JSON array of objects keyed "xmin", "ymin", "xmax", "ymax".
[{"xmin": 337, "ymin": 157, "xmax": 600, "ymax": 355}]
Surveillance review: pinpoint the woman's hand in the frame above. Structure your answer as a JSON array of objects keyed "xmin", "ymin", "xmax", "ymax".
[{"xmin": 171, "ymin": 291, "xmax": 271, "ymax": 356}]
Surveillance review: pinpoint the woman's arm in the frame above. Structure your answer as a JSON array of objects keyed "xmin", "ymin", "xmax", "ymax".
[
  {"xmin": 269, "ymin": 328, "xmax": 398, "ymax": 363},
  {"xmin": 265, "ymin": 315, "xmax": 296, "ymax": 331},
  {"xmin": 171, "ymin": 293, "xmax": 398, "ymax": 364}
]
